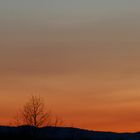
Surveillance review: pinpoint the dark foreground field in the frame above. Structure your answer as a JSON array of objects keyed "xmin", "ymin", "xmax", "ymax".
[{"xmin": 0, "ymin": 126, "xmax": 140, "ymax": 140}]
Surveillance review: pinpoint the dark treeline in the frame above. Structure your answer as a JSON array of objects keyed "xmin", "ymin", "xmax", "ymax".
[{"xmin": 0, "ymin": 125, "xmax": 140, "ymax": 140}]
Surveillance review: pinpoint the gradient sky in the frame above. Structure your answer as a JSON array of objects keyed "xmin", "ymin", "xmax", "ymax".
[{"xmin": 0, "ymin": 0, "xmax": 140, "ymax": 132}]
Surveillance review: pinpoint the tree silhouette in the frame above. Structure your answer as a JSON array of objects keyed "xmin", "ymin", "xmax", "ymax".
[
  {"xmin": 14, "ymin": 95, "xmax": 64, "ymax": 127},
  {"xmin": 21, "ymin": 95, "xmax": 49, "ymax": 127}
]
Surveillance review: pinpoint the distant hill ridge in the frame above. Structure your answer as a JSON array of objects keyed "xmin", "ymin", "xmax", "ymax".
[{"xmin": 0, "ymin": 125, "xmax": 140, "ymax": 140}]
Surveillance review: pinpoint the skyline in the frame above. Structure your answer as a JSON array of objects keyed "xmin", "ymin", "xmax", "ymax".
[{"xmin": 0, "ymin": 1, "xmax": 140, "ymax": 132}]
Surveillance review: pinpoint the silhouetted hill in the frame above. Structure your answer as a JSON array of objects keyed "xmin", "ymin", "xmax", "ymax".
[{"xmin": 0, "ymin": 125, "xmax": 140, "ymax": 140}]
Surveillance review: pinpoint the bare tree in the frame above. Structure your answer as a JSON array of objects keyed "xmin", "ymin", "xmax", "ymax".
[
  {"xmin": 13, "ymin": 95, "xmax": 64, "ymax": 128},
  {"xmin": 21, "ymin": 95, "xmax": 49, "ymax": 127},
  {"xmin": 53, "ymin": 115, "xmax": 64, "ymax": 127}
]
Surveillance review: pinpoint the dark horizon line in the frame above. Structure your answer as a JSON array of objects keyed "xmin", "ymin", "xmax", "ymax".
[{"xmin": 0, "ymin": 125, "xmax": 140, "ymax": 134}]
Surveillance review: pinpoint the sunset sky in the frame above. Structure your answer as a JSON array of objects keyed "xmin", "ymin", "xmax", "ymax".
[{"xmin": 0, "ymin": 0, "xmax": 140, "ymax": 132}]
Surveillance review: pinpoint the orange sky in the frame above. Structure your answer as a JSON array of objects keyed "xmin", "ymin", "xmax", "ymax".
[
  {"xmin": 0, "ymin": 46, "xmax": 140, "ymax": 132},
  {"xmin": 0, "ymin": 0, "xmax": 140, "ymax": 132}
]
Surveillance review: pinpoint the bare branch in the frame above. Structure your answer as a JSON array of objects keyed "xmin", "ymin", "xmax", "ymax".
[
  {"xmin": 21, "ymin": 95, "xmax": 49, "ymax": 127},
  {"xmin": 13, "ymin": 95, "xmax": 65, "ymax": 128}
]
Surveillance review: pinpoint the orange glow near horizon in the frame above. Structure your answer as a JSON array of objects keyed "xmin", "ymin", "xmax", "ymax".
[{"xmin": 1, "ymin": 61, "xmax": 140, "ymax": 132}]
